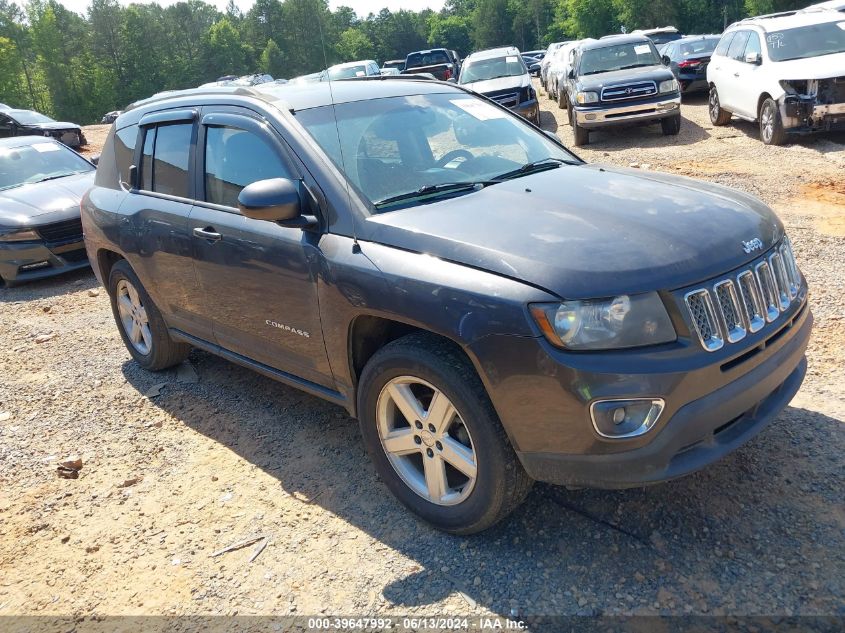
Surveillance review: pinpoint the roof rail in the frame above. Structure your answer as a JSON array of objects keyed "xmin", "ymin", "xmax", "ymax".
[
  {"xmin": 125, "ymin": 86, "xmax": 260, "ymax": 111},
  {"xmin": 739, "ymin": 10, "xmax": 799, "ymax": 22}
]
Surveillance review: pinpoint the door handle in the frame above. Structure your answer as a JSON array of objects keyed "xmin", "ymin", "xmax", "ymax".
[{"xmin": 193, "ymin": 226, "xmax": 221, "ymax": 241}]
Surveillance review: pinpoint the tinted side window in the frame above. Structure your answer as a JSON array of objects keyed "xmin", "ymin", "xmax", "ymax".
[
  {"xmin": 113, "ymin": 125, "xmax": 137, "ymax": 188},
  {"xmin": 745, "ymin": 31, "xmax": 762, "ymax": 61},
  {"xmin": 714, "ymin": 32, "xmax": 735, "ymax": 57},
  {"xmin": 728, "ymin": 31, "xmax": 751, "ymax": 61},
  {"xmin": 152, "ymin": 123, "xmax": 192, "ymax": 198},
  {"xmin": 204, "ymin": 126, "xmax": 293, "ymax": 209},
  {"xmin": 141, "ymin": 127, "xmax": 155, "ymax": 191}
]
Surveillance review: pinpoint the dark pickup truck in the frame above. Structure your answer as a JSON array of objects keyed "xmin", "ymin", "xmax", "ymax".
[
  {"xmin": 563, "ymin": 35, "xmax": 682, "ymax": 145},
  {"xmin": 402, "ymin": 49, "xmax": 460, "ymax": 81},
  {"xmin": 83, "ymin": 79, "xmax": 810, "ymax": 534}
]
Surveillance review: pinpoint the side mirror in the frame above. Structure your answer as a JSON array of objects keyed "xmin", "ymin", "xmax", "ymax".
[
  {"xmin": 745, "ymin": 51, "xmax": 762, "ymax": 65},
  {"xmin": 662, "ymin": 55, "xmax": 671, "ymax": 66},
  {"xmin": 567, "ymin": 69, "xmax": 575, "ymax": 79},
  {"xmin": 238, "ymin": 178, "xmax": 302, "ymax": 222},
  {"xmin": 90, "ymin": 154, "xmax": 100, "ymax": 166}
]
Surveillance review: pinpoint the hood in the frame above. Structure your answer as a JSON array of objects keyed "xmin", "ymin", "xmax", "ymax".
[
  {"xmin": 464, "ymin": 73, "xmax": 529, "ymax": 95},
  {"xmin": 578, "ymin": 65, "xmax": 675, "ymax": 91},
  {"xmin": 20, "ymin": 121, "xmax": 81, "ymax": 131},
  {"xmin": 0, "ymin": 171, "xmax": 94, "ymax": 226},
  {"xmin": 364, "ymin": 165, "xmax": 783, "ymax": 299},
  {"xmin": 775, "ymin": 51, "xmax": 845, "ymax": 80}
]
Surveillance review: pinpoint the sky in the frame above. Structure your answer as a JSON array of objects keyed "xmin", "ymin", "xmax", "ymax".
[{"xmin": 58, "ymin": 0, "xmax": 446, "ymax": 18}]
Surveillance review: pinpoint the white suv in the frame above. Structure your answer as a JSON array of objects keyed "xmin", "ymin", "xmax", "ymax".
[{"xmin": 706, "ymin": 10, "xmax": 845, "ymax": 144}]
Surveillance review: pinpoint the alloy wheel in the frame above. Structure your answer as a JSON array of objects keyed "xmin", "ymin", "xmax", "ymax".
[
  {"xmin": 376, "ymin": 376, "xmax": 477, "ymax": 506},
  {"xmin": 709, "ymin": 90, "xmax": 719, "ymax": 119},
  {"xmin": 116, "ymin": 279, "xmax": 152, "ymax": 355},
  {"xmin": 761, "ymin": 103, "xmax": 774, "ymax": 143}
]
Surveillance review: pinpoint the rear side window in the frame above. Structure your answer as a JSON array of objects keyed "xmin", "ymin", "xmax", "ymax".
[
  {"xmin": 745, "ymin": 32, "xmax": 762, "ymax": 61},
  {"xmin": 714, "ymin": 32, "xmax": 735, "ymax": 57},
  {"xmin": 113, "ymin": 125, "xmax": 137, "ymax": 189},
  {"xmin": 728, "ymin": 31, "xmax": 751, "ymax": 61},
  {"xmin": 204, "ymin": 126, "xmax": 293, "ymax": 209},
  {"xmin": 139, "ymin": 123, "xmax": 193, "ymax": 198}
]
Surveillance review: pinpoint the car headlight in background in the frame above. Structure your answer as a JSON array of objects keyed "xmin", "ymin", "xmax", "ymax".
[
  {"xmin": 659, "ymin": 78, "xmax": 679, "ymax": 94},
  {"xmin": 530, "ymin": 292, "xmax": 676, "ymax": 350},
  {"xmin": 575, "ymin": 91, "xmax": 599, "ymax": 104},
  {"xmin": 0, "ymin": 228, "xmax": 40, "ymax": 242}
]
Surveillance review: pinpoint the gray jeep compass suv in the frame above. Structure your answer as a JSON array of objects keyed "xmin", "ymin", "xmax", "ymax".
[{"xmin": 82, "ymin": 79, "xmax": 811, "ymax": 534}]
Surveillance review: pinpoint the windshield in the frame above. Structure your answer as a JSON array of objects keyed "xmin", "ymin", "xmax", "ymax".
[
  {"xmin": 677, "ymin": 37, "xmax": 719, "ymax": 57},
  {"xmin": 10, "ymin": 110, "xmax": 54, "ymax": 125},
  {"xmin": 0, "ymin": 142, "xmax": 93, "ymax": 190},
  {"xmin": 579, "ymin": 41, "xmax": 661, "ymax": 75},
  {"xmin": 329, "ymin": 65, "xmax": 368, "ymax": 80},
  {"xmin": 459, "ymin": 55, "xmax": 526, "ymax": 84},
  {"xmin": 765, "ymin": 21, "xmax": 845, "ymax": 61},
  {"xmin": 295, "ymin": 93, "xmax": 576, "ymax": 212},
  {"xmin": 406, "ymin": 51, "xmax": 449, "ymax": 68}
]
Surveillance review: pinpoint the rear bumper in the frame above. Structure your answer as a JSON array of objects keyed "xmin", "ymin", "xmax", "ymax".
[
  {"xmin": 516, "ymin": 308, "xmax": 811, "ymax": 488},
  {"xmin": 574, "ymin": 96, "xmax": 681, "ymax": 128},
  {"xmin": 0, "ymin": 239, "xmax": 89, "ymax": 285}
]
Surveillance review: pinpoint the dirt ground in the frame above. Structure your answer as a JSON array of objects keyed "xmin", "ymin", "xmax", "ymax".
[{"xmin": 0, "ymin": 89, "xmax": 843, "ymax": 624}]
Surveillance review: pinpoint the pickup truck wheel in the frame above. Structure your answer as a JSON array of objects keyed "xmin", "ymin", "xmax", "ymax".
[
  {"xmin": 557, "ymin": 87, "xmax": 567, "ymax": 110},
  {"xmin": 108, "ymin": 260, "xmax": 190, "ymax": 371},
  {"xmin": 760, "ymin": 98, "xmax": 786, "ymax": 146},
  {"xmin": 357, "ymin": 333, "xmax": 533, "ymax": 534},
  {"xmin": 570, "ymin": 104, "xmax": 589, "ymax": 145},
  {"xmin": 709, "ymin": 86, "xmax": 732, "ymax": 126},
  {"xmin": 661, "ymin": 114, "xmax": 682, "ymax": 135}
]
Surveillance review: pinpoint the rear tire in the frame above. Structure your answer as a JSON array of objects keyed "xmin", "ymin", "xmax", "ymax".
[
  {"xmin": 661, "ymin": 113, "xmax": 682, "ymax": 135},
  {"xmin": 557, "ymin": 87, "xmax": 568, "ymax": 110},
  {"xmin": 709, "ymin": 86, "xmax": 731, "ymax": 126},
  {"xmin": 357, "ymin": 333, "xmax": 533, "ymax": 534},
  {"xmin": 108, "ymin": 259, "xmax": 190, "ymax": 371},
  {"xmin": 759, "ymin": 97, "xmax": 786, "ymax": 146},
  {"xmin": 570, "ymin": 103, "xmax": 589, "ymax": 145}
]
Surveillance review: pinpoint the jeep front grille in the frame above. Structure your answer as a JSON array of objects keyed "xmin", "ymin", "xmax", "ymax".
[{"xmin": 684, "ymin": 239, "xmax": 801, "ymax": 352}]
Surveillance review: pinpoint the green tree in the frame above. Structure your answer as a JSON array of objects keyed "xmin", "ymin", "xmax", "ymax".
[
  {"xmin": 564, "ymin": 0, "xmax": 618, "ymax": 38},
  {"xmin": 204, "ymin": 17, "xmax": 249, "ymax": 77},
  {"xmin": 337, "ymin": 27, "xmax": 374, "ymax": 61},
  {"xmin": 472, "ymin": 0, "xmax": 512, "ymax": 49},
  {"xmin": 259, "ymin": 38, "xmax": 285, "ymax": 76},
  {"xmin": 428, "ymin": 14, "xmax": 471, "ymax": 54}
]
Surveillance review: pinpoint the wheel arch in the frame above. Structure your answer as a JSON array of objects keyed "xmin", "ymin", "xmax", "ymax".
[{"xmin": 96, "ymin": 248, "xmax": 125, "ymax": 284}]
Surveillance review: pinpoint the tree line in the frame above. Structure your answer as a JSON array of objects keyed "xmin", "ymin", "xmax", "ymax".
[{"xmin": 0, "ymin": 0, "xmax": 810, "ymax": 124}]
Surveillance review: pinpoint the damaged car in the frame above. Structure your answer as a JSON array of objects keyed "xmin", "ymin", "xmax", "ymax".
[
  {"xmin": 0, "ymin": 109, "xmax": 87, "ymax": 148},
  {"xmin": 707, "ymin": 10, "xmax": 845, "ymax": 144}
]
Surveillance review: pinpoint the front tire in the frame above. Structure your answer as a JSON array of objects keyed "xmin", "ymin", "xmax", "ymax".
[
  {"xmin": 709, "ymin": 86, "xmax": 731, "ymax": 126},
  {"xmin": 760, "ymin": 97, "xmax": 786, "ymax": 146},
  {"xmin": 557, "ymin": 87, "xmax": 568, "ymax": 110},
  {"xmin": 661, "ymin": 113, "xmax": 682, "ymax": 135},
  {"xmin": 357, "ymin": 333, "xmax": 532, "ymax": 534},
  {"xmin": 570, "ymin": 103, "xmax": 589, "ymax": 145},
  {"xmin": 108, "ymin": 260, "xmax": 190, "ymax": 371}
]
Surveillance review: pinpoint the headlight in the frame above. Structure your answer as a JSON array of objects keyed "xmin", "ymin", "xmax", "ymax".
[
  {"xmin": 659, "ymin": 78, "xmax": 679, "ymax": 94},
  {"xmin": 576, "ymin": 91, "xmax": 598, "ymax": 104},
  {"xmin": 0, "ymin": 228, "xmax": 40, "ymax": 242},
  {"xmin": 530, "ymin": 292, "xmax": 676, "ymax": 350}
]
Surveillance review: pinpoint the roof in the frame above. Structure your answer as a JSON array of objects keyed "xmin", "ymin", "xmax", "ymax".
[
  {"xmin": 329, "ymin": 60, "xmax": 375, "ymax": 70},
  {"xmin": 580, "ymin": 34, "xmax": 651, "ymax": 50},
  {"xmin": 127, "ymin": 79, "xmax": 464, "ymax": 117},
  {"xmin": 464, "ymin": 46, "xmax": 520, "ymax": 61},
  {"xmin": 731, "ymin": 8, "xmax": 845, "ymax": 30},
  {"xmin": 633, "ymin": 26, "xmax": 679, "ymax": 35},
  {"xmin": 0, "ymin": 135, "xmax": 61, "ymax": 148}
]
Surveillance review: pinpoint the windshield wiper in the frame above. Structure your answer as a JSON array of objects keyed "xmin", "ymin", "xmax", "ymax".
[
  {"xmin": 374, "ymin": 181, "xmax": 498, "ymax": 210},
  {"xmin": 618, "ymin": 63, "xmax": 656, "ymax": 70},
  {"xmin": 33, "ymin": 172, "xmax": 78, "ymax": 184},
  {"xmin": 493, "ymin": 157, "xmax": 571, "ymax": 181}
]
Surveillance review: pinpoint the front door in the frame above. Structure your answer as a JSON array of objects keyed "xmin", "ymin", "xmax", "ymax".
[{"xmin": 189, "ymin": 109, "xmax": 332, "ymax": 387}]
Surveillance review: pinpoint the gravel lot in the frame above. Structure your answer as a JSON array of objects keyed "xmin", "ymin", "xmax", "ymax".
[{"xmin": 1, "ymin": 91, "xmax": 843, "ymax": 623}]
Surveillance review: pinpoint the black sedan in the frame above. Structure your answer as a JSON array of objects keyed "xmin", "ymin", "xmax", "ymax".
[
  {"xmin": 0, "ymin": 109, "xmax": 87, "ymax": 148},
  {"xmin": 659, "ymin": 35, "xmax": 721, "ymax": 95},
  {"xmin": 0, "ymin": 136, "xmax": 96, "ymax": 285}
]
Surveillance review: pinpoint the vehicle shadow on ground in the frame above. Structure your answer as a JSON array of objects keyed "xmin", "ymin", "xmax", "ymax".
[
  {"xmin": 0, "ymin": 268, "xmax": 97, "ymax": 303},
  {"xmin": 538, "ymin": 110, "xmax": 558, "ymax": 134},
  {"xmin": 122, "ymin": 349, "xmax": 844, "ymax": 616},
  {"xmin": 719, "ymin": 115, "xmax": 845, "ymax": 153},
  {"xmin": 586, "ymin": 113, "xmax": 710, "ymax": 151}
]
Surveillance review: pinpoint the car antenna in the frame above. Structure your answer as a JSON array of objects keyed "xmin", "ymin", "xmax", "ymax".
[{"xmin": 317, "ymin": 14, "xmax": 360, "ymax": 250}]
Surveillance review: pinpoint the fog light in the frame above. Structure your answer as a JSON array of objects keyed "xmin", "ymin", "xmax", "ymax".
[
  {"xmin": 19, "ymin": 261, "xmax": 50, "ymax": 271},
  {"xmin": 585, "ymin": 113, "xmax": 597, "ymax": 120},
  {"xmin": 590, "ymin": 398, "xmax": 665, "ymax": 439}
]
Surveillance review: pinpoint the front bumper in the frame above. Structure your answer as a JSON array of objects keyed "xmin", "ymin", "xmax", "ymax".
[
  {"xmin": 0, "ymin": 239, "xmax": 90, "ymax": 285},
  {"xmin": 574, "ymin": 95, "xmax": 681, "ymax": 128},
  {"xmin": 468, "ymin": 288, "xmax": 811, "ymax": 489},
  {"xmin": 781, "ymin": 96, "xmax": 845, "ymax": 133},
  {"xmin": 511, "ymin": 99, "xmax": 539, "ymax": 122}
]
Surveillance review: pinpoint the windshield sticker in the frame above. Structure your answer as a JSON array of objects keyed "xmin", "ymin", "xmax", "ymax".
[
  {"xmin": 634, "ymin": 44, "xmax": 651, "ymax": 55},
  {"xmin": 450, "ymin": 99, "xmax": 507, "ymax": 120},
  {"xmin": 767, "ymin": 33, "xmax": 784, "ymax": 48},
  {"xmin": 355, "ymin": 70, "xmax": 365, "ymax": 76},
  {"xmin": 31, "ymin": 142, "xmax": 60, "ymax": 153},
  {"xmin": 506, "ymin": 56, "xmax": 518, "ymax": 63}
]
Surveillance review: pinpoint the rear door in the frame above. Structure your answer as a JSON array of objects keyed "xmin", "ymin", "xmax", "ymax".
[
  {"xmin": 189, "ymin": 107, "xmax": 332, "ymax": 387},
  {"xmin": 120, "ymin": 110, "xmax": 212, "ymax": 341},
  {"xmin": 709, "ymin": 31, "xmax": 737, "ymax": 104},
  {"xmin": 733, "ymin": 31, "xmax": 765, "ymax": 118}
]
